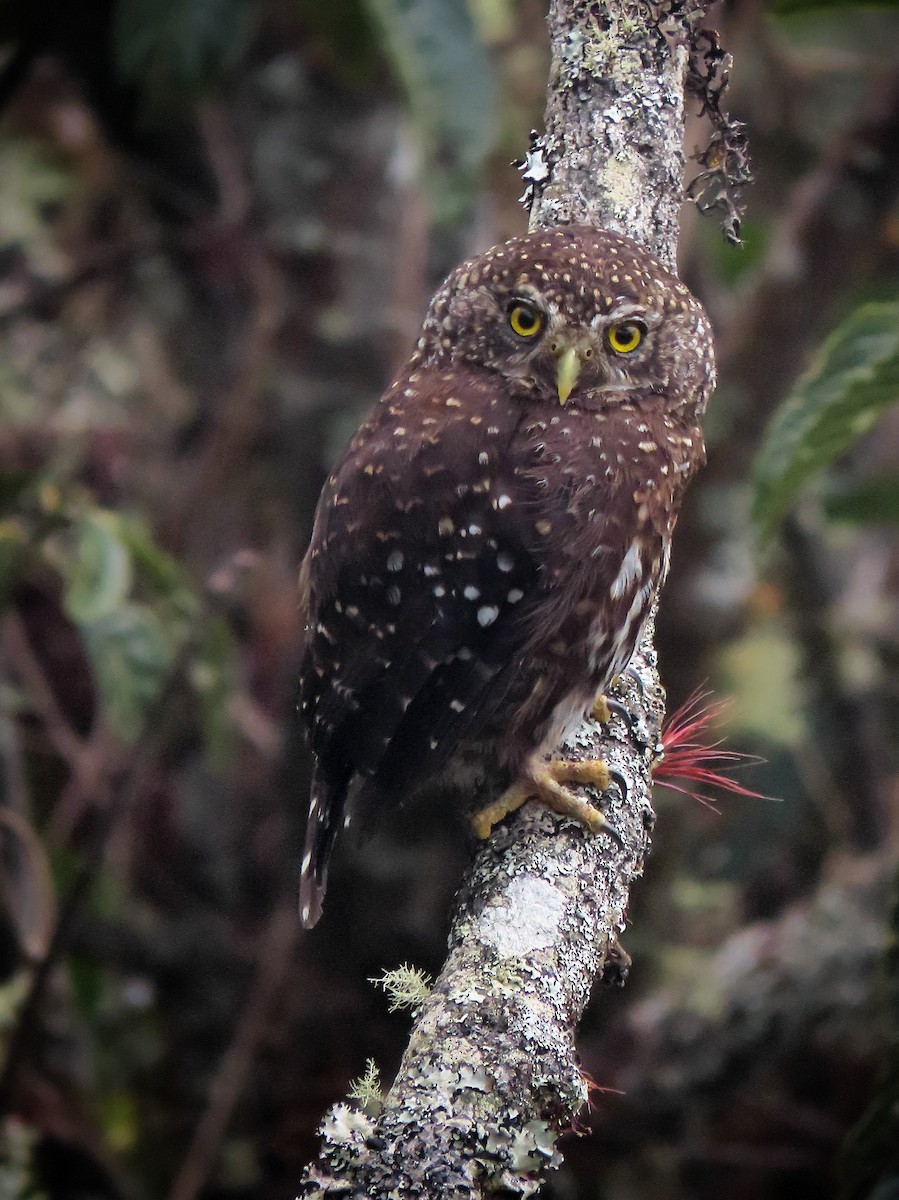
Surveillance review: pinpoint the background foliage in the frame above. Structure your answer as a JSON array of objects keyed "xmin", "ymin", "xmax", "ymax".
[{"xmin": 0, "ymin": 0, "xmax": 897, "ymax": 1197}]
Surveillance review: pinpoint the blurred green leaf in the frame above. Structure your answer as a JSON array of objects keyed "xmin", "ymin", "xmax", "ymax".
[
  {"xmin": 468, "ymin": 0, "xmax": 516, "ymax": 43},
  {"xmin": 68, "ymin": 953, "xmax": 108, "ymax": 1023},
  {"xmin": 0, "ymin": 974, "xmax": 29, "ymax": 1033},
  {"xmin": 114, "ymin": 0, "xmax": 256, "ymax": 107},
  {"xmin": 0, "ymin": 469, "xmax": 36, "ymax": 516},
  {"xmin": 823, "ymin": 476, "xmax": 899, "ymax": 524},
  {"xmin": 292, "ymin": 0, "xmax": 381, "ymax": 86},
  {"xmin": 751, "ymin": 302, "xmax": 899, "ymax": 544},
  {"xmin": 114, "ymin": 512, "xmax": 196, "ymax": 611},
  {"xmin": 0, "ymin": 139, "xmax": 73, "ymax": 269},
  {"xmin": 867, "ymin": 1182, "xmax": 899, "ymax": 1200},
  {"xmin": 80, "ymin": 604, "xmax": 174, "ymax": 743},
  {"xmin": 718, "ymin": 622, "xmax": 806, "ymax": 747},
  {"xmin": 0, "ymin": 523, "xmax": 29, "ymax": 613},
  {"xmin": 192, "ymin": 614, "xmax": 239, "ymax": 768},
  {"xmin": 703, "ymin": 216, "xmax": 769, "ymax": 287},
  {"xmin": 771, "ymin": 0, "xmax": 897, "ymax": 13},
  {"xmin": 360, "ymin": 0, "xmax": 497, "ymax": 218},
  {"xmin": 63, "ymin": 512, "xmax": 134, "ymax": 625},
  {"xmin": 98, "ymin": 1092, "xmax": 140, "ymax": 1153},
  {"xmin": 0, "ymin": 1116, "xmax": 45, "ymax": 1200}
]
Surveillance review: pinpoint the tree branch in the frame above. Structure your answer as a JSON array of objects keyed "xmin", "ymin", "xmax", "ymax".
[
  {"xmin": 299, "ymin": 1, "xmax": 713, "ymax": 1194},
  {"xmin": 609, "ymin": 851, "xmax": 891, "ymax": 1123},
  {"xmin": 534, "ymin": 0, "xmax": 690, "ymax": 265}
]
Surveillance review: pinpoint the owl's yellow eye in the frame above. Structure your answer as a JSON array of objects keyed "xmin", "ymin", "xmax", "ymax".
[
  {"xmin": 508, "ymin": 302, "xmax": 544, "ymax": 339},
  {"xmin": 606, "ymin": 320, "xmax": 646, "ymax": 355}
]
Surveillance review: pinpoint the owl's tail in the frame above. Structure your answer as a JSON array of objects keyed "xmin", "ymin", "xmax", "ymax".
[{"xmin": 299, "ymin": 761, "xmax": 349, "ymax": 928}]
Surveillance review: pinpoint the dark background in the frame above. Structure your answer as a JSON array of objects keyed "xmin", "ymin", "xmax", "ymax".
[{"xmin": 0, "ymin": 0, "xmax": 897, "ymax": 1197}]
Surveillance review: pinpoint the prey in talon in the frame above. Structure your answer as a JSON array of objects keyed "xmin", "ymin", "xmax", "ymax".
[{"xmin": 297, "ymin": 226, "xmax": 714, "ymax": 928}]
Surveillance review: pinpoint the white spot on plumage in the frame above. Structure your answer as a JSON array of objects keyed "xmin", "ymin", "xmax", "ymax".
[
  {"xmin": 387, "ymin": 549, "xmax": 404, "ymax": 572},
  {"xmin": 478, "ymin": 605, "xmax": 499, "ymax": 626},
  {"xmin": 507, "ymin": 588, "xmax": 524, "ymax": 604},
  {"xmin": 497, "ymin": 551, "xmax": 514, "ymax": 572},
  {"xmin": 464, "ymin": 585, "xmax": 480, "ymax": 600},
  {"xmin": 450, "ymin": 699, "xmax": 465, "ymax": 713}
]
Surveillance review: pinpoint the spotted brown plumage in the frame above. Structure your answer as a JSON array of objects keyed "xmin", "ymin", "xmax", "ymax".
[{"xmin": 298, "ymin": 225, "xmax": 714, "ymax": 927}]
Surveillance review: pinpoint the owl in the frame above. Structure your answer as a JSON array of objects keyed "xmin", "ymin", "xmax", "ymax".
[{"xmin": 298, "ymin": 225, "xmax": 714, "ymax": 927}]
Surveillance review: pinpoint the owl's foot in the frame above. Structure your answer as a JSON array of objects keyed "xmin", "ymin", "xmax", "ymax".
[
  {"xmin": 472, "ymin": 756, "xmax": 612, "ymax": 839},
  {"xmin": 593, "ymin": 691, "xmax": 639, "ymax": 731},
  {"xmin": 591, "ymin": 671, "xmax": 627, "ymax": 723}
]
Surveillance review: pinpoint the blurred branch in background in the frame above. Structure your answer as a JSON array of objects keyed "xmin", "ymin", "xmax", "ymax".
[
  {"xmin": 168, "ymin": 901, "xmax": 299, "ymax": 1200},
  {"xmin": 0, "ymin": 620, "xmax": 199, "ymax": 1114}
]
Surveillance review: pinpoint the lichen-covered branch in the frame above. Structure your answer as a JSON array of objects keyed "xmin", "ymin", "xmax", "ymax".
[
  {"xmin": 301, "ymin": 642, "xmax": 662, "ymax": 1199},
  {"xmin": 532, "ymin": 0, "xmax": 690, "ymax": 266},
  {"xmin": 298, "ymin": 1, "xmax": 716, "ymax": 1195}
]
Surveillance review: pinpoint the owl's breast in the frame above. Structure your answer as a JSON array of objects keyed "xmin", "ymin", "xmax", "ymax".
[{"xmin": 493, "ymin": 403, "xmax": 681, "ymax": 755}]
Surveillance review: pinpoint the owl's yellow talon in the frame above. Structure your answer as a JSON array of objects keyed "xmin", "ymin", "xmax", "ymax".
[
  {"xmin": 473, "ymin": 756, "xmax": 611, "ymax": 839},
  {"xmin": 591, "ymin": 694, "xmax": 611, "ymax": 724},
  {"xmin": 472, "ymin": 781, "xmax": 532, "ymax": 839}
]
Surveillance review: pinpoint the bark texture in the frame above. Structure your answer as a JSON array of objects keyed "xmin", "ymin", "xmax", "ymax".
[
  {"xmin": 535, "ymin": 0, "xmax": 688, "ymax": 266},
  {"xmin": 298, "ymin": 1, "xmax": 705, "ymax": 1194}
]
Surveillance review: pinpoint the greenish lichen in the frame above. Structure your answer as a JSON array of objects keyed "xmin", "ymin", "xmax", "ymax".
[
  {"xmin": 369, "ymin": 963, "xmax": 433, "ymax": 1012},
  {"xmin": 347, "ymin": 1058, "xmax": 384, "ymax": 1115}
]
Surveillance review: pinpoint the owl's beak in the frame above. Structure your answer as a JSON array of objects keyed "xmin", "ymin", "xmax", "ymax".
[{"xmin": 555, "ymin": 346, "xmax": 581, "ymax": 405}]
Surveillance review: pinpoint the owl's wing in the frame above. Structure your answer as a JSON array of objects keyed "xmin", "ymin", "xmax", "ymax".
[{"xmin": 298, "ymin": 376, "xmax": 554, "ymax": 924}]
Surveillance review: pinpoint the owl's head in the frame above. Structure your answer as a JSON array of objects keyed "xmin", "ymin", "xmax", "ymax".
[{"xmin": 417, "ymin": 225, "xmax": 714, "ymax": 416}]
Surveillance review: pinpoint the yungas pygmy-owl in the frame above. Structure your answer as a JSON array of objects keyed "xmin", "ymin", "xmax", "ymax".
[{"xmin": 298, "ymin": 224, "xmax": 714, "ymax": 927}]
